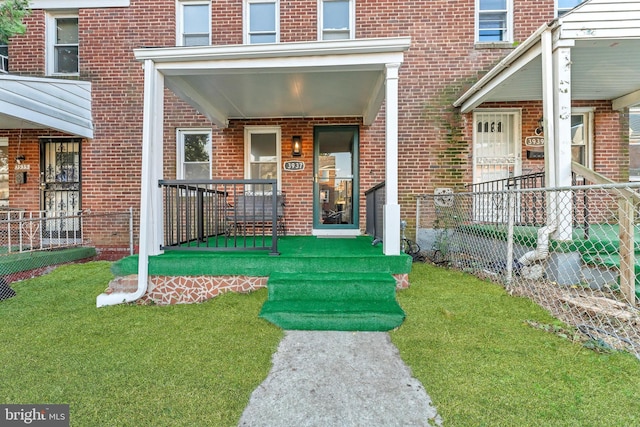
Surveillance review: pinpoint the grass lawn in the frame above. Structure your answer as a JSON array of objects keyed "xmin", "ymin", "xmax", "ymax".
[
  {"xmin": 1, "ymin": 261, "xmax": 639, "ymax": 426},
  {"xmin": 0, "ymin": 262, "xmax": 283, "ymax": 426},
  {"xmin": 391, "ymin": 263, "xmax": 640, "ymax": 427}
]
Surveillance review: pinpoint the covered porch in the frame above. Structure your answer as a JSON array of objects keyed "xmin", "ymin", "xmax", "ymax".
[
  {"xmin": 97, "ymin": 37, "xmax": 412, "ymax": 308},
  {"xmin": 454, "ymin": 0, "xmax": 640, "ymax": 240}
]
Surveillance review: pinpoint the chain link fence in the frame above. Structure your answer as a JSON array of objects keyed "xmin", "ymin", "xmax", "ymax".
[
  {"xmin": 416, "ymin": 183, "xmax": 640, "ymax": 358},
  {"xmin": 0, "ymin": 209, "xmax": 133, "ymax": 301}
]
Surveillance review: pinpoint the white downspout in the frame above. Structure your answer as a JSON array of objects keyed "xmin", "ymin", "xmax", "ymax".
[{"xmin": 96, "ymin": 59, "xmax": 164, "ymax": 307}]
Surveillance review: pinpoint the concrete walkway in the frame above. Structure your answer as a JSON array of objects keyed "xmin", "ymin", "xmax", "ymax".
[{"xmin": 238, "ymin": 331, "xmax": 442, "ymax": 427}]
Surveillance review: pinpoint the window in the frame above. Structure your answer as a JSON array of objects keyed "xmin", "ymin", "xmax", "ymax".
[
  {"xmin": 319, "ymin": 0, "xmax": 354, "ymax": 40},
  {"xmin": 570, "ymin": 109, "xmax": 593, "ymax": 169},
  {"xmin": 177, "ymin": 1, "xmax": 211, "ymax": 46},
  {"xmin": 245, "ymin": 127, "xmax": 281, "ymax": 191},
  {"xmin": 629, "ymin": 108, "xmax": 640, "ymax": 181},
  {"xmin": 557, "ymin": 0, "xmax": 586, "ymax": 17},
  {"xmin": 47, "ymin": 13, "xmax": 79, "ymax": 75},
  {"xmin": 0, "ymin": 44, "xmax": 8, "ymax": 73},
  {"xmin": 177, "ymin": 129, "xmax": 212, "ymax": 180},
  {"xmin": 476, "ymin": 0, "xmax": 512, "ymax": 43},
  {"xmin": 245, "ymin": 0, "xmax": 278, "ymax": 44}
]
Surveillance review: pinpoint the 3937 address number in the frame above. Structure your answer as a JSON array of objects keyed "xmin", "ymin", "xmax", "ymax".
[{"xmin": 283, "ymin": 160, "xmax": 305, "ymax": 171}]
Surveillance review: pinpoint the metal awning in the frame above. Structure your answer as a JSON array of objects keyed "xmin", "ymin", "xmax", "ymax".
[
  {"xmin": 134, "ymin": 37, "xmax": 411, "ymax": 127},
  {"xmin": 0, "ymin": 74, "xmax": 93, "ymax": 138},
  {"xmin": 454, "ymin": 0, "xmax": 640, "ymax": 112}
]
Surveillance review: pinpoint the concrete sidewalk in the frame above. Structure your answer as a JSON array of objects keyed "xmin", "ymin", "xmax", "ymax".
[{"xmin": 238, "ymin": 331, "xmax": 442, "ymax": 427}]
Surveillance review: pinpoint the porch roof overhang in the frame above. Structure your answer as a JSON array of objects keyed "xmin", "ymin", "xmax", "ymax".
[
  {"xmin": 0, "ymin": 74, "xmax": 93, "ymax": 139},
  {"xmin": 133, "ymin": 37, "xmax": 411, "ymax": 127},
  {"xmin": 454, "ymin": 0, "xmax": 640, "ymax": 113}
]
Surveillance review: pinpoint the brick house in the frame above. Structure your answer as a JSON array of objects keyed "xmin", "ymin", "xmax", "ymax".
[{"xmin": 0, "ymin": 0, "xmax": 637, "ymax": 270}]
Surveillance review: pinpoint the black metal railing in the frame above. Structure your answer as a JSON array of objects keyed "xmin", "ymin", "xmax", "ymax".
[
  {"xmin": 365, "ymin": 181, "xmax": 385, "ymax": 244},
  {"xmin": 159, "ymin": 179, "xmax": 283, "ymax": 255},
  {"xmin": 466, "ymin": 171, "xmax": 590, "ymax": 232}
]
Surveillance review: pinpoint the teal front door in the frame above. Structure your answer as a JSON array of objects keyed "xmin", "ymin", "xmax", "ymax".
[{"xmin": 313, "ymin": 126, "xmax": 359, "ymax": 231}]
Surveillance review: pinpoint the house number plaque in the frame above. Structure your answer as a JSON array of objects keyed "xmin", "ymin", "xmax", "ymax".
[{"xmin": 283, "ymin": 160, "xmax": 305, "ymax": 171}]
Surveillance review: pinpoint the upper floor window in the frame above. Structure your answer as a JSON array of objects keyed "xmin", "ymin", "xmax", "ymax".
[
  {"xmin": 557, "ymin": 0, "xmax": 586, "ymax": 17},
  {"xmin": 177, "ymin": 129, "xmax": 212, "ymax": 180},
  {"xmin": 177, "ymin": 1, "xmax": 211, "ymax": 46},
  {"xmin": 46, "ymin": 13, "xmax": 79, "ymax": 75},
  {"xmin": 245, "ymin": 0, "xmax": 278, "ymax": 44},
  {"xmin": 319, "ymin": 0, "xmax": 354, "ymax": 40},
  {"xmin": 476, "ymin": 0, "xmax": 512, "ymax": 44}
]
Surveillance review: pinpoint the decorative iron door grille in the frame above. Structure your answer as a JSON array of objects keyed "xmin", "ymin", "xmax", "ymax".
[{"xmin": 40, "ymin": 138, "xmax": 81, "ymax": 240}]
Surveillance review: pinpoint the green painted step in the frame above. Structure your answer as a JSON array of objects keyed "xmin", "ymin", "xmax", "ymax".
[
  {"xmin": 259, "ymin": 301, "xmax": 405, "ymax": 331},
  {"xmin": 259, "ymin": 272, "xmax": 405, "ymax": 331},
  {"xmin": 266, "ymin": 272, "xmax": 397, "ymax": 303}
]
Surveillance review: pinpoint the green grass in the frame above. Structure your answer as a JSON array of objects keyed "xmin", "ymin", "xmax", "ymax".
[
  {"xmin": 391, "ymin": 263, "xmax": 640, "ymax": 427},
  {"xmin": 0, "ymin": 262, "xmax": 283, "ymax": 427},
  {"xmin": 2, "ymin": 261, "xmax": 640, "ymax": 426}
]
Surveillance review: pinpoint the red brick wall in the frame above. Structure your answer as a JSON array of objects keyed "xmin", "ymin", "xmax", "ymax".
[{"xmin": 4, "ymin": 0, "xmax": 630, "ymax": 246}]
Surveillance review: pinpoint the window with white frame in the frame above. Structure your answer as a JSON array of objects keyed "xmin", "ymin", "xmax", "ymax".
[
  {"xmin": 557, "ymin": 0, "xmax": 586, "ymax": 17},
  {"xmin": 628, "ymin": 108, "xmax": 640, "ymax": 181},
  {"xmin": 177, "ymin": 129, "xmax": 212, "ymax": 180},
  {"xmin": 245, "ymin": 0, "xmax": 278, "ymax": 44},
  {"xmin": 245, "ymin": 127, "xmax": 281, "ymax": 191},
  {"xmin": 570, "ymin": 109, "xmax": 593, "ymax": 169},
  {"xmin": 476, "ymin": 0, "xmax": 512, "ymax": 43},
  {"xmin": 47, "ymin": 12, "xmax": 79, "ymax": 75},
  {"xmin": 0, "ymin": 44, "xmax": 8, "ymax": 73},
  {"xmin": 319, "ymin": 0, "xmax": 354, "ymax": 40},
  {"xmin": 177, "ymin": 0, "xmax": 211, "ymax": 46}
]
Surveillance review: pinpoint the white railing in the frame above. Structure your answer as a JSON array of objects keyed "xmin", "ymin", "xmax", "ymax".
[
  {"xmin": 0, "ymin": 53, "xmax": 8, "ymax": 74},
  {"xmin": 0, "ymin": 210, "xmax": 83, "ymax": 253}
]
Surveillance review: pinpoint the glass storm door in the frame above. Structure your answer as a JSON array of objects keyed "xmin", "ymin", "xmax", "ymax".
[
  {"xmin": 313, "ymin": 126, "xmax": 359, "ymax": 230},
  {"xmin": 40, "ymin": 138, "xmax": 81, "ymax": 239}
]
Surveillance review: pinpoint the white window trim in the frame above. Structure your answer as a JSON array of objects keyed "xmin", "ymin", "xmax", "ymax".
[
  {"xmin": 46, "ymin": 11, "xmax": 79, "ymax": 76},
  {"xmin": 244, "ymin": 126, "xmax": 281, "ymax": 191},
  {"xmin": 571, "ymin": 107, "xmax": 594, "ymax": 169},
  {"xmin": 475, "ymin": 0, "xmax": 513, "ymax": 44},
  {"xmin": 318, "ymin": 0, "xmax": 355, "ymax": 41},
  {"xmin": 176, "ymin": 0, "xmax": 211, "ymax": 47},
  {"xmin": 31, "ymin": 1, "xmax": 129, "ymax": 9},
  {"xmin": 176, "ymin": 128, "xmax": 212, "ymax": 180},
  {"xmin": 243, "ymin": 0, "xmax": 280, "ymax": 45}
]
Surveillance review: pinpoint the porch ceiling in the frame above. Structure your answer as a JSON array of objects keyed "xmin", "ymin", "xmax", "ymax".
[
  {"xmin": 134, "ymin": 38, "xmax": 411, "ymax": 127},
  {"xmin": 0, "ymin": 74, "xmax": 93, "ymax": 139},
  {"xmin": 456, "ymin": 38, "xmax": 640, "ymax": 111}
]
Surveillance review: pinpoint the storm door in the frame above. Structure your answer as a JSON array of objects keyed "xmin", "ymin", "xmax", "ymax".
[
  {"xmin": 313, "ymin": 126, "xmax": 359, "ymax": 231},
  {"xmin": 472, "ymin": 110, "xmax": 521, "ymax": 222},
  {"xmin": 40, "ymin": 138, "xmax": 81, "ymax": 240}
]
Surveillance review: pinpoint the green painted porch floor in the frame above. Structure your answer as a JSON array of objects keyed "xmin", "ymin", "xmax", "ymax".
[{"xmin": 111, "ymin": 236, "xmax": 411, "ymax": 331}]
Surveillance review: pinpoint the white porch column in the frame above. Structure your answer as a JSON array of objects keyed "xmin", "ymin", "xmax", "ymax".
[
  {"xmin": 138, "ymin": 59, "xmax": 165, "ymax": 287},
  {"xmin": 383, "ymin": 63, "xmax": 401, "ymax": 255},
  {"xmin": 552, "ymin": 43, "xmax": 574, "ymax": 240}
]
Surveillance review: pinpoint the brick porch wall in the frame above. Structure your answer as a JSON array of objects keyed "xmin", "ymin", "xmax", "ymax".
[{"xmin": 106, "ymin": 273, "xmax": 410, "ymax": 305}]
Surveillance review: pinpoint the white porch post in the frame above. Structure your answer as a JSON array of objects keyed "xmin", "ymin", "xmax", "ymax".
[
  {"xmin": 138, "ymin": 59, "xmax": 165, "ymax": 288},
  {"xmin": 383, "ymin": 63, "xmax": 401, "ymax": 255},
  {"xmin": 552, "ymin": 42, "xmax": 574, "ymax": 240}
]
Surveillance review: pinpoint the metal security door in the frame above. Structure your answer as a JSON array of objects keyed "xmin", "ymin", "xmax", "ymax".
[
  {"xmin": 473, "ymin": 111, "xmax": 521, "ymax": 222},
  {"xmin": 40, "ymin": 138, "xmax": 81, "ymax": 240}
]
